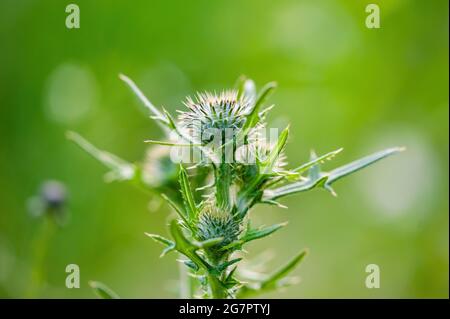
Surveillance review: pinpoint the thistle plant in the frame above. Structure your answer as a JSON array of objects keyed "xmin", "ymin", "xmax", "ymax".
[{"xmin": 68, "ymin": 74, "xmax": 402, "ymax": 299}]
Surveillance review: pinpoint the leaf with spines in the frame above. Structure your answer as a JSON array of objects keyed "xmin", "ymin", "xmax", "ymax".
[
  {"xmin": 221, "ymin": 222, "xmax": 288, "ymax": 251},
  {"xmin": 262, "ymin": 175, "xmax": 328, "ymax": 201},
  {"xmin": 223, "ymin": 266, "xmax": 242, "ymax": 289},
  {"xmin": 119, "ymin": 73, "xmax": 170, "ymax": 133},
  {"xmin": 89, "ymin": 281, "xmax": 120, "ymax": 299},
  {"xmin": 293, "ymin": 148, "xmax": 343, "ymax": 174},
  {"xmin": 182, "ymin": 259, "xmax": 200, "ymax": 271},
  {"xmin": 263, "ymin": 147, "xmax": 403, "ymax": 200},
  {"xmin": 241, "ymin": 222, "xmax": 288, "ymax": 243},
  {"xmin": 194, "ymin": 237, "xmax": 224, "ymax": 249},
  {"xmin": 160, "ymin": 193, "xmax": 191, "ymax": 229},
  {"xmin": 237, "ymin": 250, "xmax": 307, "ymax": 298},
  {"xmin": 169, "ymin": 220, "xmax": 212, "ymax": 272},
  {"xmin": 145, "ymin": 232, "xmax": 175, "ymax": 257},
  {"xmin": 66, "ymin": 131, "xmax": 138, "ymax": 184},
  {"xmin": 178, "ymin": 165, "xmax": 199, "ymax": 222},
  {"xmin": 325, "ymin": 147, "xmax": 404, "ymax": 186},
  {"xmin": 216, "ymin": 258, "xmax": 242, "ymax": 273}
]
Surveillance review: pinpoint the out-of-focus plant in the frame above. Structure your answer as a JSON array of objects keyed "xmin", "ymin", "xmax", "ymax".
[
  {"xmin": 26, "ymin": 180, "xmax": 68, "ymax": 297},
  {"xmin": 68, "ymin": 74, "xmax": 402, "ymax": 299}
]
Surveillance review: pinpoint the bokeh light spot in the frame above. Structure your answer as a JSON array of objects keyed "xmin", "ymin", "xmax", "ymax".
[{"xmin": 45, "ymin": 63, "xmax": 98, "ymax": 124}]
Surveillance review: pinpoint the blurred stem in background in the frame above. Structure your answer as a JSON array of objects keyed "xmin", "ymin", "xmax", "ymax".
[
  {"xmin": 26, "ymin": 180, "xmax": 68, "ymax": 298},
  {"xmin": 26, "ymin": 217, "xmax": 56, "ymax": 298}
]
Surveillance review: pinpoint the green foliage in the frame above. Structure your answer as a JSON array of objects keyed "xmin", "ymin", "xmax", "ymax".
[
  {"xmin": 89, "ymin": 281, "xmax": 120, "ymax": 299},
  {"xmin": 69, "ymin": 75, "xmax": 402, "ymax": 299}
]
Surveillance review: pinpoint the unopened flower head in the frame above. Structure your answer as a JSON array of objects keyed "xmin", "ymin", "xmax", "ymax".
[
  {"xmin": 179, "ymin": 90, "xmax": 252, "ymax": 145},
  {"xmin": 196, "ymin": 204, "xmax": 241, "ymax": 249}
]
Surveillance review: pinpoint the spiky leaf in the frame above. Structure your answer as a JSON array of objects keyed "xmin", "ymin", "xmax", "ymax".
[
  {"xmin": 221, "ymin": 222, "xmax": 288, "ymax": 250},
  {"xmin": 161, "ymin": 193, "xmax": 191, "ymax": 229},
  {"xmin": 66, "ymin": 131, "xmax": 136, "ymax": 182},
  {"xmin": 293, "ymin": 148, "xmax": 343, "ymax": 174},
  {"xmin": 178, "ymin": 165, "xmax": 198, "ymax": 222},
  {"xmin": 169, "ymin": 220, "xmax": 212, "ymax": 272},
  {"xmin": 145, "ymin": 232, "xmax": 176, "ymax": 257},
  {"xmin": 237, "ymin": 250, "xmax": 307, "ymax": 297},
  {"xmin": 325, "ymin": 147, "xmax": 404, "ymax": 185}
]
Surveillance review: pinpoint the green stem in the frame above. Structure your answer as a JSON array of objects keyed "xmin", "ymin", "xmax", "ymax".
[
  {"xmin": 208, "ymin": 273, "xmax": 226, "ymax": 299},
  {"xmin": 236, "ymin": 175, "xmax": 264, "ymax": 218},
  {"xmin": 215, "ymin": 163, "xmax": 232, "ymax": 210},
  {"xmin": 26, "ymin": 217, "xmax": 56, "ymax": 297}
]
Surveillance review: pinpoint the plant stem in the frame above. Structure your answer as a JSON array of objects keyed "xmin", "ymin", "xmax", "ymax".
[
  {"xmin": 208, "ymin": 273, "xmax": 226, "ymax": 299},
  {"xmin": 26, "ymin": 217, "xmax": 55, "ymax": 297},
  {"xmin": 215, "ymin": 163, "xmax": 232, "ymax": 209}
]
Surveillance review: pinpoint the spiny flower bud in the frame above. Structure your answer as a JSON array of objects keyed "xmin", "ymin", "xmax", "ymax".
[
  {"xmin": 196, "ymin": 205, "xmax": 241, "ymax": 249},
  {"xmin": 179, "ymin": 90, "xmax": 252, "ymax": 145}
]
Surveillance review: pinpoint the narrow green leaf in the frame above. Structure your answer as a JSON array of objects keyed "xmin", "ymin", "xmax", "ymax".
[
  {"xmin": 161, "ymin": 108, "xmax": 177, "ymax": 130},
  {"xmin": 216, "ymin": 258, "xmax": 243, "ymax": 273},
  {"xmin": 237, "ymin": 250, "xmax": 307, "ymax": 298},
  {"xmin": 293, "ymin": 148, "xmax": 343, "ymax": 174},
  {"xmin": 242, "ymin": 222, "xmax": 288, "ymax": 243},
  {"xmin": 145, "ymin": 233, "xmax": 174, "ymax": 246},
  {"xmin": 169, "ymin": 220, "xmax": 212, "ymax": 272},
  {"xmin": 263, "ymin": 175, "xmax": 328, "ymax": 201},
  {"xmin": 220, "ymin": 222, "xmax": 287, "ymax": 251},
  {"xmin": 259, "ymin": 104, "xmax": 275, "ymax": 120},
  {"xmin": 260, "ymin": 199, "xmax": 288, "ymax": 209},
  {"xmin": 261, "ymin": 250, "xmax": 307, "ymax": 290},
  {"xmin": 243, "ymin": 82, "xmax": 277, "ymax": 131},
  {"xmin": 89, "ymin": 281, "xmax": 120, "ymax": 299},
  {"xmin": 263, "ymin": 147, "xmax": 403, "ymax": 200},
  {"xmin": 194, "ymin": 237, "xmax": 224, "ymax": 249},
  {"xmin": 160, "ymin": 193, "xmax": 190, "ymax": 228},
  {"xmin": 66, "ymin": 131, "xmax": 136, "ymax": 181},
  {"xmin": 178, "ymin": 165, "xmax": 198, "ymax": 221},
  {"xmin": 225, "ymin": 266, "xmax": 238, "ymax": 282},
  {"xmin": 182, "ymin": 259, "xmax": 199, "ymax": 271},
  {"xmin": 144, "ymin": 232, "xmax": 175, "ymax": 257},
  {"xmin": 144, "ymin": 140, "xmax": 202, "ymax": 147},
  {"xmin": 261, "ymin": 126, "xmax": 289, "ymax": 172},
  {"xmin": 119, "ymin": 74, "xmax": 170, "ymax": 133},
  {"xmin": 326, "ymin": 147, "xmax": 405, "ymax": 185},
  {"xmin": 222, "ymin": 266, "xmax": 243, "ymax": 290}
]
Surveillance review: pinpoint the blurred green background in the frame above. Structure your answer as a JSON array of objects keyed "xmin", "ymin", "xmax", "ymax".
[{"xmin": 0, "ymin": 0, "xmax": 448, "ymax": 298}]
